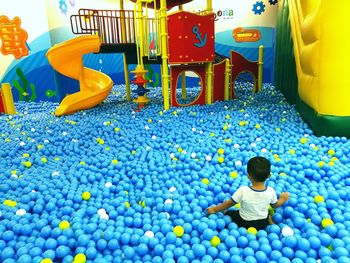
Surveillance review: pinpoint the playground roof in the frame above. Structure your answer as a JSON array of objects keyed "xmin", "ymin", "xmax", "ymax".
[{"xmin": 129, "ymin": 0, "xmax": 193, "ymax": 9}]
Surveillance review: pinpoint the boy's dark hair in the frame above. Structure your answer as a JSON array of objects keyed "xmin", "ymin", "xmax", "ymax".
[{"xmin": 247, "ymin": 156, "xmax": 271, "ymax": 182}]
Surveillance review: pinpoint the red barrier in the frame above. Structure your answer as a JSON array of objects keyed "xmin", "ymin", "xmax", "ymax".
[
  {"xmin": 230, "ymin": 50, "xmax": 258, "ymax": 99},
  {"xmin": 168, "ymin": 11, "xmax": 215, "ymax": 64},
  {"xmin": 170, "ymin": 64, "xmax": 206, "ymax": 107},
  {"xmin": 0, "ymin": 89, "xmax": 5, "ymax": 114}
]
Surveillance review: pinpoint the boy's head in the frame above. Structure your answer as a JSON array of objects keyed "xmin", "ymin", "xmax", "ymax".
[{"xmin": 247, "ymin": 156, "xmax": 271, "ymax": 182}]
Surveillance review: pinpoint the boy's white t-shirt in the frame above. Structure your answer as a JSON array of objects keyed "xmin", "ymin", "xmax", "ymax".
[{"xmin": 231, "ymin": 186, "xmax": 278, "ymax": 221}]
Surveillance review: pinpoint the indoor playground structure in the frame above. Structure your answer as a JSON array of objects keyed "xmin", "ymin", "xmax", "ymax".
[
  {"xmin": 1, "ymin": 0, "xmax": 350, "ymax": 263},
  {"xmin": 47, "ymin": 0, "xmax": 264, "ymax": 115}
]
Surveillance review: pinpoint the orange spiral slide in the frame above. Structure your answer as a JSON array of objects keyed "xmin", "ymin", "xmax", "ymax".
[{"xmin": 46, "ymin": 35, "xmax": 113, "ymax": 116}]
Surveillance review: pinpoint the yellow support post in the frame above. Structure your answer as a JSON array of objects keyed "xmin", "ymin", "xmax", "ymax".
[
  {"xmin": 257, "ymin": 45, "xmax": 264, "ymax": 92},
  {"xmin": 207, "ymin": 0, "xmax": 213, "ymax": 12},
  {"xmin": 224, "ymin": 58, "xmax": 230, "ymax": 100},
  {"xmin": 159, "ymin": 0, "xmax": 170, "ymax": 110},
  {"xmin": 181, "ymin": 72, "xmax": 186, "ymax": 100},
  {"xmin": 120, "ymin": 0, "xmax": 127, "ymax": 43},
  {"xmin": 120, "ymin": 1, "xmax": 131, "ymax": 101},
  {"xmin": 123, "ymin": 54, "xmax": 131, "ymax": 101},
  {"xmin": 206, "ymin": 63, "xmax": 213, "ymax": 104},
  {"xmin": 135, "ymin": 1, "xmax": 145, "ymax": 66},
  {"xmin": 1, "ymin": 83, "xmax": 16, "ymax": 114}
]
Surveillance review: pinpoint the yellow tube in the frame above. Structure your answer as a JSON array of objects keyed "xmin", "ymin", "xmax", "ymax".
[
  {"xmin": 224, "ymin": 58, "xmax": 230, "ymax": 100},
  {"xmin": 257, "ymin": 45, "xmax": 264, "ymax": 92},
  {"xmin": 120, "ymin": 0, "xmax": 127, "ymax": 43},
  {"xmin": 181, "ymin": 72, "xmax": 186, "ymax": 99},
  {"xmin": 207, "ymin": 0, "xmax": 213, "ymax": 12},
  {"xmin": 206, "ymin": 63, "xmax": 213, "ymax": 104},
  {"xmin": 1, "ymin": 83, "xmax": 16, "ymax": 114},
  {"xmin": 135, "ymin": 1, "xmax": 144, "ymax": 66},
  {"xmin": 123, "ymin": 54, "xmax": 131, "ymax": 101},
  {"xmin": 160, "ymin": 0, "xmax": 170, "ymax": 110}
]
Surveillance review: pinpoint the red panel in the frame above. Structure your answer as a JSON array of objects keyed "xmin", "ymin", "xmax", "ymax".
[
  {"xmin": 168, "ymin": 11, "xmax": 215, "ymax": 64},
  {"xmin": 230, "ymin": 50, "xmax": 258, "ymax": 99},
  {"xmin": 0, "ymin": 90, "xmax": 5, "ymax": 114},
  {"xmin": 170, "ymin": 64, "xmax": 206, "ymax": 107},
  {"xmin": 213, "ymin": 60, "xmax": 226, "ymax": 102}
]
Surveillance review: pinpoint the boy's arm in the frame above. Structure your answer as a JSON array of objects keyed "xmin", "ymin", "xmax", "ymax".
[
  {"xmin": 271, "ymin": 192, "xmax": 290, "ymax": 208},
  {"xmin": 207, "ymin": 199, "xmax": 236, "ymax": 214}
]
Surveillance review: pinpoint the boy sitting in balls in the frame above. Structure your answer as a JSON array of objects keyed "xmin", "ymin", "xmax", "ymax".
[{"xmin": 207, "ymin": 156, "xmax": 290, "ymax": 230}]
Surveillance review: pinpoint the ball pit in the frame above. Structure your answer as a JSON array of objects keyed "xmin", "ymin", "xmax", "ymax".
[{"xmin": 0, "ymin": 84, "xmax": 350, "ymax": 262}]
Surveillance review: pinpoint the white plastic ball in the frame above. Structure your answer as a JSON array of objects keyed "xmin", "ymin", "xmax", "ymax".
[
  {"xmin": 164, "ymin": 199, "xmax": 173, "ymax": 205},
  {"xmin": 235, "ymin": 161, "xmax": 242, "ymax": 166},
  {"xmin": 98, "ymin": 209, "xmax": 107, "ymax": 215},
  {"xmin": 169, "ymin": 187, "xmax": 177, "ymax": 192},
  {"xmin": 16, "ymin": 209, "xmax": 26, "ymax": 216},
  {"xmin": 144, "ymin": 230, "xmax": 155, "ymax": 238},
  {"xmin": 51, "ymin": 171, "xmax": 60, "ymax": 177},
  {"xmin": 281, "ymin": 226, "xmax": 294, "ymax": 237},
  {"xmin": 100, "ymin": 213, "xmax": 109, "ymax": 220},
  {"xmin": 105, "ymin": 182, "xmax": 112, "ymax": 188}
]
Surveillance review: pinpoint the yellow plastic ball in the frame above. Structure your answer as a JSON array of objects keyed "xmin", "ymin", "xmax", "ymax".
[
  {"xmin": 328, "ymin": 149, "xmax": 335, "ymax": 156},
  {"xmin": 217, "ymin": 156, "xmax": 225, "ymax": 163},
  {"xmin": 230, "ymin": 171, "xmax": 238, "ymax": 178},
  {"xmin": 41, "ymin": 259, "xmax": 53, "ymax": 263},
  {"xmin": 255, "ymin": 124, "xmax": 261, "ymax": 129},
  {"xmin": 124, "ymin": 201, "xmax": 130, "ymax": 208},
  {"xmin": 289, "ymin": 149, "xmax": 295, "ymax": 154},
  {"xmin": 300, "ymin": 137, "xmax": 307, "ymax": 144},
  {"xmin": 73, "ymin": 253, "xmax": 87, "ymax": 263},
  {"xmin": 210, "ymin": 236, "xmax": 221, "ymax": 247},
  {"xmin": 3, "ymin": 200, "xmax": 17, "ymax": 207},
  {"xmin": 174, "ymin": 226, "xmax": 184, "ymax": 237},
  {"xmin": 318, "ymin": 161, "xmax": 326, "ymax": 168},
  {"xmin": 112, "ymin": 159, "xmax": 119, "ymax": 164},
  {"xmin": 82, "ymin": 192, "xmax": 91, "ymax": 200},
  {"xmin": 210, "ymin": 132, "xmax": 215, "ymax": 137},
  {"xmin": 22, "ymin": 161, "xmax": 32, "ymax": 168},
  {"xmin": 247, "ymin": 227, "xmax": 258, "ymax": 235},
  {"xmin": 177, "ymin": 147, "xmax": 183, "ymax": 153},
  {"xmin": 59, "ymin": 220, "xmax": 70, "ymax": 230},
  {"xmin": 321, "ymin": 218, "xmax": 334, "ymax": 228},
  {"xmin": 217, "ymin": 148, "xmax": 225, "ymax": 155},
  {"xmin": 202, "ymin": 178, "xmax": 209, "ymax": 185}
]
